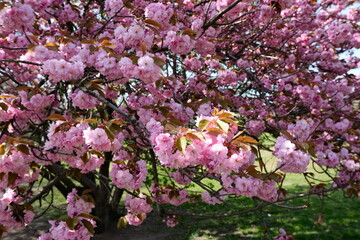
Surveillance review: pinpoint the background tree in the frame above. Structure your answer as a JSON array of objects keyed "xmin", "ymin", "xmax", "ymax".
[{"xmin": 0, "ymin": 0, "xmax": 359, "ymax": 239}]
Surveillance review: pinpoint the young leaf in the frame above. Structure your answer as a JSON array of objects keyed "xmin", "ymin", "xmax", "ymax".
[
  {"xmin": 234, "ymin": 136, "xmax": 259, "ymax": 145},
  {"xmin": 15, "ymin": 144, "xmax": 30, "ymax": 155},
  {"xmin": 81, "ymin": 219, "xmax": 95, "ymax": 234},
  {"xmin": 100, "ymin": 39, "xmax": 116, "ymax": 48},
  {"xmin": 198, "ymin": 119, "xmax": 210, "ymax": 131},
  {"xmin": 0, "ymin": 102, "xmax": 8, "ymax": 111},
  {"xmin": 144, "ymin": 19, "xmax": 163, "ymax": 29},
  {"xmin": 186, "ymin": 132, "xmax": 205, "ymax": 142},
  {"xmin": 66, "ymin": 217, "xmax": 79, "ymax": 230},
  {"xmin": 104, "ymin": 126, "xmax": 115, "ymax": 142},
  {"xmin": 82, "ymin": 119, "xmax": 100, "ymax": 124},
  {"xmin": 7, "ymin": 172, "xmax": 18, "ymax": 186},
  {"xmin": 46, "ymin": 114, "xmax": 67, "ymax": 121},
  {"xmin": 176, "ymin": 136, "xmax": 187, "ymax": 153},
  {"xmin": 216, "ymin": 120, "xmax": 229, "ymax": 133},
  {"xmin": 117, "ymin": 216, "xmax": 128, "ymax": 229}
]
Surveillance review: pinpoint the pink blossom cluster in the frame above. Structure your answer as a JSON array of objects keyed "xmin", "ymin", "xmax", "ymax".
[
  {"xmin": 0, "ymin": 101, "xmax": 18, "ymax": 122},
  {"xmin": 0, "ymin": 3, "xmax": 34, "ymax": 33},
  {"xmin": 19, "ymin": 91, "xmax": 54, "ymax": 114},
  {"xmin": 222, "ymin": 174, "xmax": 278, "ymax": 201},
  {"xmin": 42, "ymin": 59, "xmax": 84, "ymax": 83},
  {"xmin": 0, "ymin": 150, "xmax": 33, "ymax": 178},
  {"xmin": 324, "ymin": 118, "xmax": 352, "ymax": 134},
  {"xmin": 0, "ymin": 189, "xmax": 34, "ymax": 236},
  {"xmin": 170, "ymin": 171, "xmax": 192, "ymax": 185},
  {"xmin": 70, "ymin": 90, "xmax": 100, "ymax": 110},
  {"xmin": 165, "ymin": 100, "xmax": 194, "ymax": 124},
  {"xmin": 105, "ymin": 0, "xmax": 124, "ymax": 16},
  {"xmin": 38, "ymin": 220, "xmax": 95, "ymax": 240},
  {"xmin": 246, "ymin": 120, "xmax": 266, "ymax": 137},
  {"xmin": 45, "ymin": 122, "xmax": 88, "ymax": 155},
  {"xmin": 202, "ymin": 190, "xmax": 228, "ymax": 205},
  {"xmin": 93, "ymin": 49, "xmax": 121, "ymax": 78},
  {"xmin": 145, "ymin": 3, "xmax": 173, "ymax": 26},
  {"xmin": 273, "ymin": 136, "xmax": 310, "ymax": 173},
  {"xmin": 20, "ymin": 45, "xmax": 61, "ymax": 64},
  {"xmin": 274, "ymin": 228, "xmax": 294, "ymax": 240},
  {"xmin": 125, "ymin": 194, "xmax": 152, "ymax": 226},
  {"xmin": 163, "ymin": 215, "xmax": 178, "ymax": 227},
  {"xmin": 66, "ymin": 189, "xmax": 94, "ymax": 217},
  {"xmin": 151, "ymin": 185, "xmax": 189, "ymax": 206},
  {"xmin": 83, "ymin": 127, "xmax": 112, "ymax": 152},
  {"xmin": 39, "ymin": 189, "xmax": 96, "ymax": 240},
  {"xmin": 114, "ymin": 24, "xmax": 154, "ymax": 52},
  {"xmin": 44, "ymin": 123, "xmax": 106, "ymax": 173},
  {"xmin": 287, "ymin": 119, "xmax": 314, "ymax": 142},
  {"xmin": 217, "ymin": 69, "xmax": 238, "ymax": 85},
  {"xmin": 316, "ymin": 150, "xmax": 340, "ymax": 168},
  {"xmin": 110, "ymin": 160, "xmax": 147, "ymax": 190},
  {"xmin": 166, "ymin": 31, "xmax": 194, "ymax": 55},
  {"xmin": 135, "ymin": 55, "xmax": 162, "ymax": 84},
  {"xmin": 153, "ymin": 115, "xmax": 255, "ymax": 173}
]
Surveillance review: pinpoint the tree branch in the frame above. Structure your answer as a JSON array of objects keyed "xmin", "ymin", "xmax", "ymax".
[{"xmin": 203, "ymin": 0, "xmax": 243, "ymax": 29}]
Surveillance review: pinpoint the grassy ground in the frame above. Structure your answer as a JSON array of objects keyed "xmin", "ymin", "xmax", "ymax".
[{"xmin": 165, "ymin": 185, "xmax": 360, "ymax": 240}]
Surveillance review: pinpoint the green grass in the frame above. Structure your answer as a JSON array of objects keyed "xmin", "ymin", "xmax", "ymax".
[{"xmin": 162, "ymin": 181, "xmax": 360, "ymax": 240}]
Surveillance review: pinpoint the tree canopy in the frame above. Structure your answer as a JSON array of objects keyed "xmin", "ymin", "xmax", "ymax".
[{"xmin": 0, "ymin": 0, "xmax": 359, "ymax": 239}]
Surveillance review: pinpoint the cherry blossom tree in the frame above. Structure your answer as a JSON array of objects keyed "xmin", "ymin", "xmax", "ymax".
[{"xmin": 0, "ymin": 0, "xmax": 359, "ymax": 239}]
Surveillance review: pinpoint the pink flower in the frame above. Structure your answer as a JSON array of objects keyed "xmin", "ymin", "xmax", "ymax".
[
  {"xmin": 163, "ymin": 215, "xmax": 178, "ymax": 227},
  {"xmin": 247, "ymin": 120, "xmax": 266, "ymax": 137},
  {"xmin": 170, "ymin": 171, "xmax": 192, "ymax": 185},
  {"xmin": 125, "ymin": 195, "xmax": 152, "ymax": 215},
  {"xmin": 125, "ymin": 213, "xmax": 146, "ymax": 226},
  {"xmin": 145, "ymin": 3, "xmax": 173, "ymax": 25},
  {"xmin": 105, "ymin": 0, "xmax": 124, "ymax": 16},
  {"xmin": 71, "ymin": 90, "xmax": 99, "ymax": 110},
  {"xmin": 166, "ymin": 31, "xmax": 194, "ymax": 55},
  {"xmin": 155, "ymin": 133, "xmax": 174, "ymax": 153},
  {"xmin": 110, "ymin": 160, "xmax": 147, "ymax": 190},
  {"xmin": 66, "ymin": 189, "xmax": 94, "ymax": 217},
  {"xmin": 83, "ymin": 128, "xmax": 111, "ymax": 151}
]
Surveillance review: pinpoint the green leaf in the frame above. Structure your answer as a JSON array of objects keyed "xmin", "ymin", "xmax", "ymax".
[
  {"xmin": 0, "ymin": 144, "xmax": 6, "ymax": 155},
  {"xmin": 198, "ymin": 119, "xmax": 210, "ymax": 131},
  {"xmin": 234, "ymin": 136, "xmax": 258, "ymax": 145},
  {"xmin": 66, "ymin": 217, "xmax": 79, "ymax": 230},
  {"xmin": 104, "ymin": 126, "xmax": 115, "ymax": 142},
  {"xmin": 0, "ymin": 224, "xmax": 7, "ymax": 238},
  {"xmin": 16, "ymin": 144, "xmax": 30, "ymax": 155},
  {"xmin": 176, "ymin": 136, "xmax": 187, "ymax": 153},
  {"xmin": 82, "ymin": 119, "xmax": 100, "ymax": 124},
  {"xmin": 0, "ymin": 2, "xmax": 9, "ymax": 11},
  {"xmin": 152, "ymin": 57, "xmax": 166, "ymax": 67},
  {"xmin": 7, "ymin": 172, "xmax": 18, "ymax": 186},
  {"xmin": 89, "ymin": 149, "xmax": 104, "ymax": 158},
  {"xmin": 46, "ymin": 114, "xmax": 66, "ymax": 121},
  {"xmin": 216, "ymin": 120, "xmax": 229, "ymax": 133},
  {"xmin": 144, "ymin": 19, "xmax": 162, "ymax": 29},
  {"xmin": 81, "ymin": 219, "xmax": 95, "ymax": 234},
  {"xmin": 79, "ymin": 213, "xmax": 100, "ymax": 221},
  {"xmin": 0, "ymin": 102, "xmax": 8, "ymax": 111},
  {"xmin": 117, "ymin": 216, "xmax": 128, "ymax": 229},
  {"xmin": 185, "ymin": 132, "xmax": 205, "ymax": 142},
  {"xmin": 80, "ymin": 152, "xmax": 90, "ymax": 164}
]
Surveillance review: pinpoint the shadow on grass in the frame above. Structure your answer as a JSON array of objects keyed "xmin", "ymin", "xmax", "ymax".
[{"xmin": 142, "ymin": 186, "xmax": 360, "ymax": 240}]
